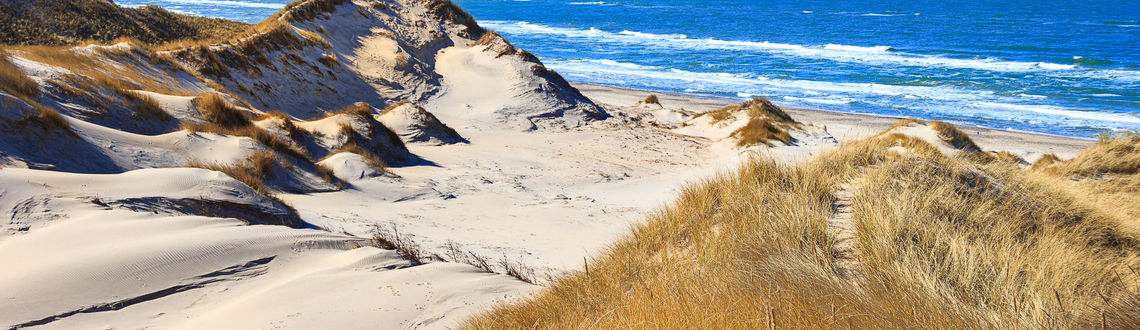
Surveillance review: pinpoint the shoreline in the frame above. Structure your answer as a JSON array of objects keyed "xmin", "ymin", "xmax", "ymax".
[{"xmin": 571, "ymin": 82, "xmax": 1095, "ymax": 159}]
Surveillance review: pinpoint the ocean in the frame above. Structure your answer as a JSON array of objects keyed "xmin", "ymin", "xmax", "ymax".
[{"xmin": 115, "ymin": 0, "xmax": 1140, "ymax": 138}]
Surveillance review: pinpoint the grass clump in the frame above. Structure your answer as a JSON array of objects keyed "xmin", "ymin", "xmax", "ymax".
[
  {"xmin": 467, "ymin": 126, "xmax": 1140, "ymax": 328},
  {"xmin": 1, "ymin": 52, "xmax": 71, "ymax": 132},
  {"xmin": 127, "ymin": 91, "xmax": 172, "ymax": 120},
  {"xmin": 257, "ymin": 111, "xmax": 308, "ymax": 142},
  {"xmin": 318, "ymin": 53, "xmax": 338, "ymax": 66},
  {"xmin": 0, "ymin": 52, "xmax": 39, "ymax": 98},
  {"xmin": 698, "ymin": 96, "xmax": 796, "ymax": 124},
  {"xmin": 184, "ymin": 97, "xmax": 311, "ymax": 163},
  {"xmin": 697, "ymin": 97, "xmax": 799, "ymax": 147},
  {"xmin": 1032, "ymin": 153, "xmax": 1064, "ymax": 171},
  {"xmin": 321, "ymin": 143, "xmax": 387, "ymax": 172},
  {"xmin": 930, "ymin": 120, "xmax": 982, "ymax": 152},
  {"xmin": 188, "ymin": 151, "xmax": 278, "ymax": 195},
  {"xmin": 641, "ymin": 94, "xmax": 660, "ymax": 105},
  {"xmin": 184, "ymin": 121, "xmax": 312, "ymax": 164},
  {"xmin": 731, "ymin": 118, "xmax": 792, "ymax": 147},
  {"xmin": 369, "ymin": 224, "xmax": 428, "ymax": 265},
  {"xmin": 24, "ymin": 104, "xmax": 71, "ymax": 131},
  {"xmin": 1055, "ymin": 132, "xmax": 1140, "ymax": 178},
  {"xmin": 274, "ymin": 0, "xmax": 349, "ymax": 23},
  {"xmin": 193, "ymin": 93, "xmax": 250, "ymax": 128},
  {"xmin": 314, "ymin": 102, "xmax": 373, "ymax": 120},
  {"xmin": 423, "ymin": 0, "xmax": 484, "ymax": 36}
]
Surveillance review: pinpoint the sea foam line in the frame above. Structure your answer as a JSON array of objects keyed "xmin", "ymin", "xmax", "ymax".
[
  {"xmin": 481, "ymin": 20, "xmax": 1140, "ymax": 80},
  {"xmin": 545, "ymin": 59, "xmax": 1140, "ymax": 130},
  {"xmin": 153, "ymin": 0, "xmax": 284, "ymax": 9}
]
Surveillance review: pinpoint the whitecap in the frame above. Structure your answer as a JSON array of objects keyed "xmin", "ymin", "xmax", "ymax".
[
  {"xmin": 158, "ymin": 0, "xmax": 283, "ymax": 9},
  {"xmin": 479, "ymin": 20, "xmax": 1125, "ymax": 78}
]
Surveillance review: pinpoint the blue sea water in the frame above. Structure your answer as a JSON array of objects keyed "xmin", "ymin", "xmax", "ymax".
[{"xmin": 116, "ymin": 0, "xmax": 1140, "ymax": 138}]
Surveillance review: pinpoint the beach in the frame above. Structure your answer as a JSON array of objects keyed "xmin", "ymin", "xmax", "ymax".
[
  {"xmin": 574, "ymin": 82, "xmax": 1095, "ymax": 159},
  {"xmin": 1, "ymin": 0, "xmax": 1129, "ymax": 327}
]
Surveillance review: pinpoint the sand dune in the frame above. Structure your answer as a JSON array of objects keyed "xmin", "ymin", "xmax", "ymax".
[{"xmin": 0, "ymin": 0, "xmax": 1097, "ymax": 328}]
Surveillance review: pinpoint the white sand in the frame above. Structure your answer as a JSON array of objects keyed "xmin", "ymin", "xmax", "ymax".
[{"xmin": 0, "ymin": 0, "xmax": 1097, "ymax": 328}]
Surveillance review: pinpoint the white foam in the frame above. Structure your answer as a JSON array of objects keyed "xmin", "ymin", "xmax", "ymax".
[
  {"xmin": 822, "ymin": 44, "xmax": 893, "ymax": 53},
  {"xmin": 783, "ymin": 96, "xmax": 856, "ymax": 105},
  {"xmin": 155, "ymin": 0, "xmax": 283, "ymax": 9},
  {"xmin": 545, "ymin": 58, "xmax": 1140, "ymax": 132},
  {"xmin": 976, "ymin": 102, "xmax": 1140, "ymax": 124},
  {"xmin": 480, "ymin": 20, "xmax": 1133, "ymax": 77}
]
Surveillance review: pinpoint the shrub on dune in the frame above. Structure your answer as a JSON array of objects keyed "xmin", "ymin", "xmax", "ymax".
[{"xmin": 641, "ymin": 94, "xmax": 660, "ymax": 105}]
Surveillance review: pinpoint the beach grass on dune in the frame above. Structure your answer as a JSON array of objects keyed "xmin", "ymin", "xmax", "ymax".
[{"xmin": 466, "ymin": 121, "xmax": 1140, "ymax": 328}]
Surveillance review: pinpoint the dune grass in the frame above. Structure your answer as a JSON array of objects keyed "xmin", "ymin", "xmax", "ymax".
[
  {"xmin": 1035, "ymin": 132, "xmax": 1140, "ymax": 226},
  {"xmin": 379, "ymin": 100, "xmax": 412, "ymax": 115},
  {"xmin": 322, "ymin": 143, "xmax": 387, "ymax": 172},
  {"xmin": 1055, "ymin": 132, "xmax": 1140, "ymax": 178},
  {"xmin": 315, "ymin": 102, "xmax": 374, "ymax": 120},
  {"xmin": 257, "ymin": 112, "xmax": 308, "ymax": 142},
  {"xmin": 698, "ymin": 97, "xmax": 799, "ymax": 147},
  {"xmin": 188, "ymin": 151, "xmax": 277, "ymax": 195},
  {"xmin": 930, "ymin": 120, "xmax": 983, "ymax": 152},
  {"xmin": 0, "ymin": 52, "xmax": 39, "ymax": 98},
  {"xmin": 185, "ymin": 93, "xmax": 315, "ymax": 163},
  {"xmin": 123, "ymin": 91, "xmax": 173, "ymax": 120},
  {"xmin": 641, "ymin": 94, "xmax": 660, "ymax": 105},
  {"xmin": 0, "ymin": 0, "xmax": 249, "ymax": 47},
  {"xmin": 193, "ymin": 93, "xmax": 251, "ymax": 128},
  {"xmin": 731, "ymin": 118, "xmax": 792, "ymax": 147},
  {"xmin": 1, "ymin": 52, "xmax": 73, "ymax": 132},
  {"xmin": 467, "ymin": 120, "xmax": 1140, "ymax": 328}
]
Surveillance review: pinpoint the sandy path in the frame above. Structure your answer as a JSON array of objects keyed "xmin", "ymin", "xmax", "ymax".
[{"xmin": 828, "ymin": 182, "xmax": 862, "ymax": 279}]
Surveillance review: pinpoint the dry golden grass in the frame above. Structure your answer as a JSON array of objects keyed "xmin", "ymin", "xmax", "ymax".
[
  {"xmin": 183, "ymin": 121, "xmax": 312, "ymax": 164},
  {"xmin": 697, "ymin": 97, "xmax": 799, "ymax": 147},
  {"xmin": 1033, "ymin": 153, "xmax": 1064, "ymax": 171},
  {"xmin": 257, "ymin": 112, "xmax": 308, "ymax": 142},
  {"xmin": 886, "ymin": 117, "xmax": 927, "ymax": 131},
  {"xmin": 0, "ymin": 52, "xmax": 39, "ymax": 98},
  {"xmin": 183, "ymin": 97, "xmax": 311, "ymax": 164},
  {"xmin": 1055, "ymin": 132, "xmax": 1140, "ymax": 177},
  {"xmin": 272, "ymin": 0, "xmax": 349, "ymax": 23},
  {"xmin": 468, "ymin": 123, "xmax": 1140, "ymax": 329},
  {"xmin": 193, "ymin": 93, "xmax": 251, "ymax": 128},
  {"xmin": 24, "ymin": 104, "xmax": 71, "ymax": 131},
  {"xmin": 1034, "ymin": 132, "xmax": 1140, "ymax": 226},
  {"xmin": 188, "ymin": 151, "xmax": 277, "ymax": 195},
  {"xmin": 930, "ymin": 120, "xmax": 983, "ymax": 152},
  {"xmin": 321, "ymin": 143, "xmax": 387, "ymax": 172},
  {"xmin": 0, "ymin": 53, "xmax": 72, "ymax": 132},
  {"xmin": 731, "ymin": 118, "xmax": 792, "ymax": 147},
  {"xmin": 0, "ymin": 0, "xmax": 248, "ymax": 47},
  {"xmin": 379, "ymin": 100, "xmax": 411, "ymax": 115},
  {"xmin": 314, "ymin": 102, "xmax": 373, "ymax": 120},
  {"xmin": 424, "ymin": 0, "xmax": 483, "ymax": 34},
  {"xmin": 641, "ymin": 94, "xmax": 660, "ymax": 105},
  {"xmin": 129, "ymin": 92, "xmax": 171, "ymax": 120},
  {"xmin": 698, "ymin": 96, "xmax": 796, "ymax": 124},
  {"xmin": 8, "ymin": 43, "xmax": 196, "ymax": 98}
]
